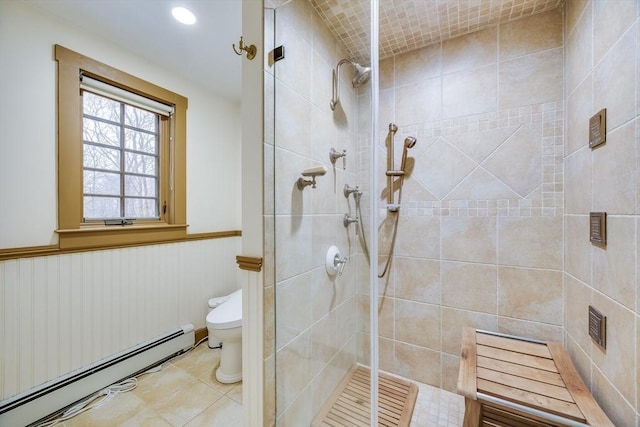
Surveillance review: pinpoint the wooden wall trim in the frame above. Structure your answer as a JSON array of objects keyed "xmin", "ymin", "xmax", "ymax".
[
  {"xmin": 236, "ymin": 255, "xmax": 263, "ymax": 272},
  {"xmin": 0, "ymin": 230, "xmax": 241, "ymax": 261}
]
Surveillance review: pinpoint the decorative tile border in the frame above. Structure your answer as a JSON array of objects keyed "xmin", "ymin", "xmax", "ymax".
[{"xmin": 363, "ymin": 101, "xmax": 564, "ymax": 218}]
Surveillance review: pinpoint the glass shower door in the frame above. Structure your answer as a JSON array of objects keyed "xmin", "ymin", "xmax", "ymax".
[{"xmin": 267, "ymin": 0, "xmax": 376, "ymax": 424}]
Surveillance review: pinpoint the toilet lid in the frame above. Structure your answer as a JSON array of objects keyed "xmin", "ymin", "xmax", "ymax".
[{"xmin": 206, "ymin": 289, "xmax": 242, "ymax": 329}]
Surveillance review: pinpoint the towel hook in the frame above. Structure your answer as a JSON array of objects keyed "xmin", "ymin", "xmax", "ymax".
[{"xmin": 232, "ymin": 36, "xmax": 257, "ymax": 60}]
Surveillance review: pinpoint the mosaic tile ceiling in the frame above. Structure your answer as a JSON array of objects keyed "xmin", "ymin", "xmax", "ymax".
[{"xmin": 310, "ymin": 0, "xmax": 565, "ymax": 65}]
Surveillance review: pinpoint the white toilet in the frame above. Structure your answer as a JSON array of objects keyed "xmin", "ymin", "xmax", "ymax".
[{"xmin": 206, "ymin": 289, "xmax": 242, "ymax": 384}]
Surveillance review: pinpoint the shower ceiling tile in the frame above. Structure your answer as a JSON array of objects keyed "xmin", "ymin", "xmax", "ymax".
[{"xmin": 310, "ymin": 0, "xmax": 565, "ymax": 65}]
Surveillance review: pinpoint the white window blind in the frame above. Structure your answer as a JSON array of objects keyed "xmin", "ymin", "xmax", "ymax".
[{"xmin": 80, "ymin": 74, "xmax": 174, "ymax": 116}]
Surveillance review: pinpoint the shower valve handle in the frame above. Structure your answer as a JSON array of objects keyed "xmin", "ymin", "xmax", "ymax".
[
  {"xmin": 330, "ymin": 148, "xmax": 347, "ymax": 169},
  {"xmin": 334, "ymin": 254, "xmax": 348, "ymax": 276}
]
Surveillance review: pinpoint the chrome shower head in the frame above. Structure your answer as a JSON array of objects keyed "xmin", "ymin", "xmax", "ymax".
[
  {"xmin": 351, "ymin": 62, "xmax": 371, "ymax": 87},
  {"xmin": 330, "ymin": 59, "xmax": 372, "ymax": 110},
  {"xmin": 404, "ymin": 136, "xmax": 417, "ymax": 149}
]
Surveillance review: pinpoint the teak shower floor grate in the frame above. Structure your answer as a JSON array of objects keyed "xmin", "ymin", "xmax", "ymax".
[{"xmin": 311, "ymin": 365, "xmax": 418, "ymax": 427}]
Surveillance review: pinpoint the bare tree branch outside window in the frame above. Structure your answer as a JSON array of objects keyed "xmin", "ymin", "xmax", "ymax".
[{"xmin": 82, "ymin": 91, "xmax": 160, "ymax": 220}]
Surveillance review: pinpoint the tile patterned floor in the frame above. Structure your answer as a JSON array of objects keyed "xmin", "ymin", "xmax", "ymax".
[
  {"xmin": 409, "ymin": 382, "xmax": 465, "ymax": 427},
  {"xmin": 53, "ymin": 344, "xmax": 243, "ymax": 427},
  {"xmin": 47, "ymin": 343, "xmax": 464, "ymax": 426}
]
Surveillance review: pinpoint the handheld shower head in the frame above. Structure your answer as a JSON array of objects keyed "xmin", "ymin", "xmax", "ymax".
[
  {"xmin": 400, "ymin": 137, "xmax": 417, "ymax": 172},
  {"xmin": 404, "ymin": 136, "xmax": 417, "ymax": 149}
]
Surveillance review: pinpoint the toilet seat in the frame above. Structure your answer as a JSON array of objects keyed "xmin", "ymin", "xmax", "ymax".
[{"xmin": 206, "ymin": 289, "xmax": 242, "ymax": 330}]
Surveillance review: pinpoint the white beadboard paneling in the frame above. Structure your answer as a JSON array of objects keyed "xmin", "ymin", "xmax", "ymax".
[
  {"xmin": 46, "ymin": 256, "xmax": 59, "ymax": 381},
  {"xmin": 0, "ymin": 261, "xmax": 5, "ymax": 398},
  {"xmin": 0, "ymin": 237, "xmax": 240, "ymax": 401},
  {"xmin": 69, "ymin": 254, "xmax": 83, "ymax": 370},
  {"xmin": 18, "ymin": 258, "xmax": 33, "ymax": 393},
  {"xmin": 3, "ymin": 260, "xmax": 18, "ymax": 397},
  {"xmin": 33, "ymin": 257, "xmax": 47, "ymax": 387},
  {"xmin": 58, "ymin": 255, "xmax": 71, "ymax": 376}
]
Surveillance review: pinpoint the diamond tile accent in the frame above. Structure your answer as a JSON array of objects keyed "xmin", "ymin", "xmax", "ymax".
[
  {"xmin": 483, "ymin": 124, "xmax": 543, "ymax": 197},
  {"xmin": 413, "ymin": 137, "xmax": 476, "ymax": 200}
]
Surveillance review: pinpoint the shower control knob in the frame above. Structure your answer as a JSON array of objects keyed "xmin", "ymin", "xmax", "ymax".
[{"xmin": 325, "ymin": 245, "xmax": 347, "ymax": 278}]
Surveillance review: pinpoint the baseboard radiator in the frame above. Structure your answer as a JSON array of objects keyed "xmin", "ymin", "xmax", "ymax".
[{"xmin": 0, "ymin": 324, "xmax": 195, "ymax": 427}]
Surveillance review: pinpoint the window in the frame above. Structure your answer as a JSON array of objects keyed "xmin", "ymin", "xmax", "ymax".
[{"xmin": 55, "ymin": 45, "xmax": 188, "ymax": 250}]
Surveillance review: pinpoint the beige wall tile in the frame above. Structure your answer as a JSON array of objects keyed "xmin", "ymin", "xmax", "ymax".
[
  {"xmin": 442, "ymin": 261, "xmax": 497, "ymax": 314},
  {"xmin": 593, "ymin": 0, "xmax": 638, "ymax": 64},
  {"xmin": 442, "ymin": 217, "xmax": 497, "ymax": 264},
  {"xmin": 413, "ymin": 138, "xmax": 477, "ymax": 200},
  {"xmin": 394, "ymin": 78, "xmax": 442, "ymax": 126},
  {"xmin": 442, "ymin": 26, "xmax": 497, "ymax": 75},
  {"xmin": 394, "ymin": 216, "xmax": 440, "ymax": 259},
  {"xmin": 276, "ymin": 272, "xmax": 313, "ymax": 350},
  {"xmin": 379, "ymin": 297, "xmax": 395, "ymax": 339},
  {"xmin": 565, "ymin": 3, "xmax": 593, "ymax": 94},
  {"xmin": 483, "ymin": 124, "xmax": 542, "ymax": 197},
  {"xmin": 498, "ymin": 267, "xmax": 563, "ymax": 325},
  {"xmin": 275, "ymin": 80, "xmax": 312, "ymax": 158},
  {"xmin": 441, "ymin": 308, "xmax": 498, "ymax": 354},
  {"xmin": 446, "ymin": 126, "xmax": 519, "ymax": 164},
  {"xmin": 499, "ymin": 47, "xmax": 563, "ymax": 109},
  {"xmin": 500, "ymin": 8, "xmax": 563, "ymax": 60},
  {"xmin": 445, "ymin": 168, "xmax": 520, "ymax": 201},
  {"xmin": 441, "ymin": 353, "xmax": 461, "ymax": 393},
  {"xmin": 275, "ymin": 31, "xmax": 313, "ymax": 102},
  {"xmin": 565, "ymin": 215, "xmax": 591, "ymax": 284},
  {"xmin": 497, "ymin": 317, "xmax": 563, "ymax": 342},
  {"xmin": 566, "ymin": 76, "xmax": 592, "ymax": 156},
  {"xmin": 379, "ymin": 336, "xmax": 395, "ymax": 373},
  {"xmin": 275, "ymin": 330, "xmax": 311, "ymax": 415},
  {"xmin": 265, "ymin": 285, "xmax": 275, "ymax": 358},
  {"xmin": 591, "ymin": 360, "xmax": 637, "ymax": 427},
  {"xmin": 593, "ymin": 29, "xmax": 637, "ymax": 131},
  {"xmin": 564, "ymin": 335, "xmax": 592, "ymax": 391},
  {"xmin": 565, "ymin": 274, "xmax": 593, "ymax": 353},
  {"xmin": 336, "ymin": 296, "xmax": 358, "ymax": 349},
  {"xmin": 498, "ymin": 216, "xmax": 562, "ymax": 269},
  {"xmin": 311, "ymin": 51, "xmax": 335, "ymax": 114},
  {"xmin": 592, "ymin": 216, "xmax": 637, "ymax": 310},
  {"xmin": 394, "ymin": 257, "xmax": 441, "ymax": 304},
  {"xmin": 498, "ymin": 216, "xmax": 563, "ymax": 269},
  {"xmin": 395, "ymin": 43, "xmax": 441, "ymax": 86},
  {"xmin": 310, "ymin": 312, "xmax": 338, "ymax": 377},
  {"xmin": 394, "ymin": 342, "xmax": 441, "ymax": 387},
  {"xmin": 443, "ymin": 65, "xmax": 497, "ymax": 119},
  {"xmin": 565, "ymin": 0, "xmax": 591, "ymax": 39},
  {"xmin": 379, "ymin": 57, "xmax": 395, "ymax": 90},
  {"xmin": 565, "ymin": 148, "xmax": 592, "ymax": 214},
  {"xmin": 311, "ymin": 8, "xmax": 337, "ymax": 66},
  {"xmin": 263, "ymin": 354, "xmax": 276, "ymax": 427},
  {"xmin": 395, "ymin": 300, "xmax": 441, "ymax": 350}
]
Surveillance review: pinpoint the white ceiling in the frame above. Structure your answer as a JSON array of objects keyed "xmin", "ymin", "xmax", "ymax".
[{"xmin": 23, "ymin": 0, "xmax": 243, "ymax": 102}]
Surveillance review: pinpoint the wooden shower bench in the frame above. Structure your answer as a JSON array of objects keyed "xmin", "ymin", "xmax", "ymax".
[{"xmin": 457, "ymin": 328, "xmax": 613, "ymax": 427}]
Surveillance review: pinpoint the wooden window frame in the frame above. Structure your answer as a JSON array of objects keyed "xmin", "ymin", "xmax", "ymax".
[{"xmin": 55, "ymin": 45, "xmax": 188, "ymax": 250}]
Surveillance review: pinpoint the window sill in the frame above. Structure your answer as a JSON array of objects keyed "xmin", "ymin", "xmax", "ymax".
[{"xmin": 56, "ymin": 223, "xmax": 188, "ymax": 250}]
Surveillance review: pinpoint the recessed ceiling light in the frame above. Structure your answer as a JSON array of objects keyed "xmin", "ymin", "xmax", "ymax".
[{"xmin": 172, "ymin": 7, "xmax": 196, "ymax": 25}]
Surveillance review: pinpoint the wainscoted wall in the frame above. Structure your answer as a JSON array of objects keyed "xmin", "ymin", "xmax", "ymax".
[
  {"xmin": 358, "ymin": 7, "xmax": 566, "ymax": 393},
  {"xmin": 0, "ymin": 238, "xmax": 241, "ymax": 401},
  {"xmin": 0, "ymin": 0, "xmax": 243, "ymax": 405},
  {"xmin": 264, "ymin": 0, "xmax": 366, "ymax": 424},
  {"xmin": 564, "ymin": 1, "xmax": 639, "ymax": 425}
]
